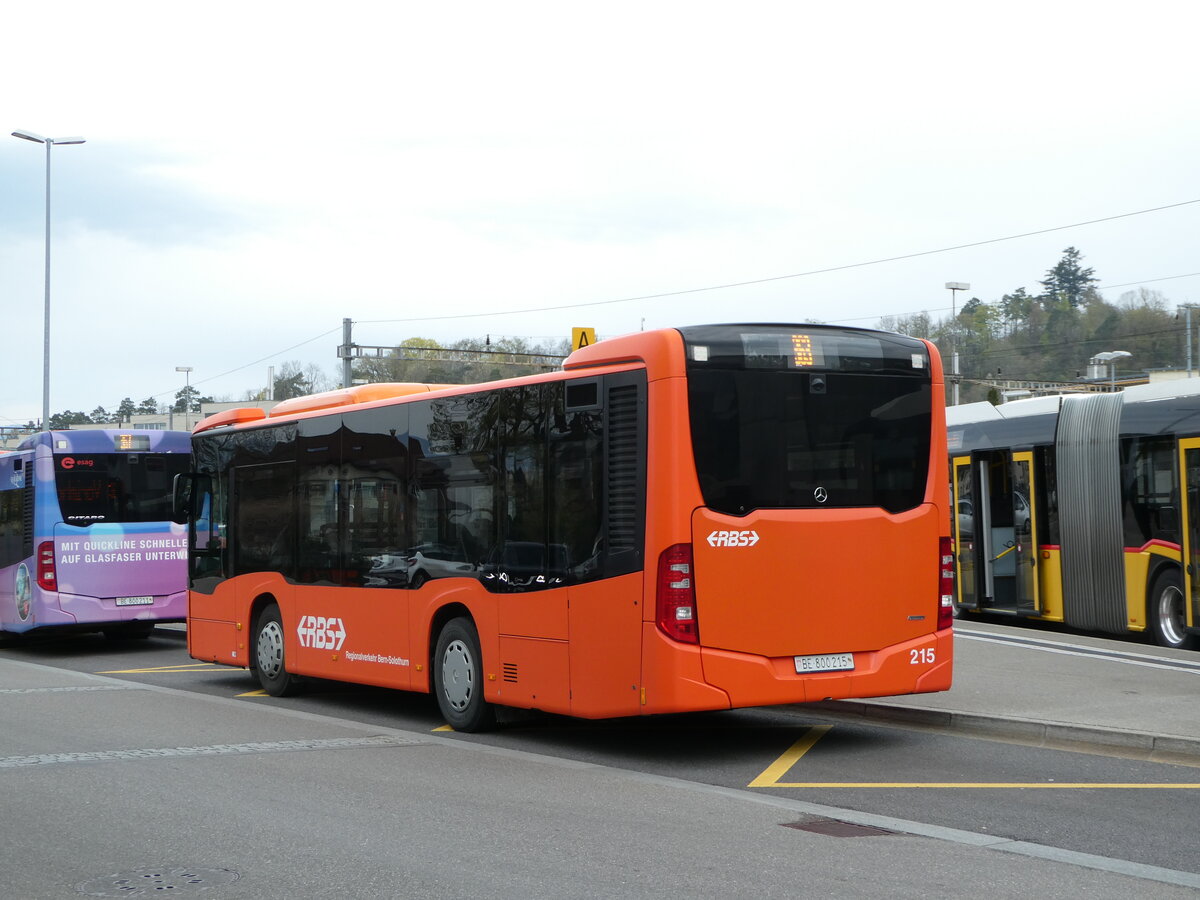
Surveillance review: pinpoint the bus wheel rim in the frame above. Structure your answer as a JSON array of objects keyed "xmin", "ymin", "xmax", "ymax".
[
  {"xmin": 442, "ymin": 639, "xmax": 474, "ymax": 712},
  {"xmin": 257, "ymin": 620, "xmax": 285, "ymax": 678},
  {"xmin": 1159, "ymin": 585, "xmax": 1186, "ymax": 646}
]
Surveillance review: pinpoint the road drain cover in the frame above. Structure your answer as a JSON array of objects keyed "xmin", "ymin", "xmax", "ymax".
[
  {"xmin": 784, "ymin": 819, "xmax": 895, "ymax": 837},
  {"xmin": 77, "ymin": 867, "xmax": 239, "ymax": 896}
]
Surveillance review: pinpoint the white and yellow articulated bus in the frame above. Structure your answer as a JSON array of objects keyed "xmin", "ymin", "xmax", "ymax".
[{"xmin": 948, "ymin": 379, "xmax": 1200, "ymax": 650}]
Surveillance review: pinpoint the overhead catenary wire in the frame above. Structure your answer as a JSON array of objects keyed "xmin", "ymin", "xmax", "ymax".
[
  {"xmin": 149, "ymin": 325, "xmax": 344, "ymax": 400},
  {"xmin": 357, "ymin": 197, "xmax": 1200, "ymax": 327},
  {"xmin": 146, "ymin": 198, "xmax": 1200, "ymax": 402}
]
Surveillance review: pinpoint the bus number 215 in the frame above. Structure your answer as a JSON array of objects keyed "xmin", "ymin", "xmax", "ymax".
[{"xmin": 909, "ymin": 647, "xmax": 936, "ymax": 665}]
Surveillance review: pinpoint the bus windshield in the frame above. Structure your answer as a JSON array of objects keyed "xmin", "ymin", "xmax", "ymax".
[
  {"xmin": 55, "ymin": 453, "xmax": 192, "ymax": 524},
  {"xmin": 682, "ymin": 326, "xmax": 932, "ymax": 515}
]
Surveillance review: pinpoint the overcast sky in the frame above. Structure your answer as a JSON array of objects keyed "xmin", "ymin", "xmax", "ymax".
[{"xmin": 2, "ymin": 1, "xmax": 1197, "ymax": 425}]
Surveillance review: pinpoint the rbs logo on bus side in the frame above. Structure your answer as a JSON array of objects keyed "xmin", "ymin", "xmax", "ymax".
[
  {"xmin": 297, "ymin": 615, "xmax": 347, "ymax": 650},
  {"xmin": 707, "ymin": 530, "xmax": 760, "ymax": 547}
]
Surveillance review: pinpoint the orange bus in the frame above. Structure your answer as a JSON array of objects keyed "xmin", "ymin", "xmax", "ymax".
[{"xmin": 174, "ymin": 324, "xmax": 952, "ymax": 730}]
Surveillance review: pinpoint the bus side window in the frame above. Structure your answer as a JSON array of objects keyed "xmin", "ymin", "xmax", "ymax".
[{"xmin": 233, "ymin": 464, "xmax": 297, "ymax": 578}]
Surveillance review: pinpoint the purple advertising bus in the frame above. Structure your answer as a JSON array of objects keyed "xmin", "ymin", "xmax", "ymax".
[{"xmin": 0, "ymin": 429, "xmax": 191, "ymax": 639}]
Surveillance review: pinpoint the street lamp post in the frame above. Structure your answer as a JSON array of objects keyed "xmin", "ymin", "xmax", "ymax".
[
  {"xmin": 11, "ymin": 129, "xmax": 86, "ymax": 430},
  {"xmin": 176, "ymin": 366, "xmax": 194, "ymax": 430},
  {"xmin": 945, "ymin": 282, "xmax": 970, "ymax": 405},
  {"xmin": 1093, "ymin": 350, "xmax": 1132, "ymax": 391}
]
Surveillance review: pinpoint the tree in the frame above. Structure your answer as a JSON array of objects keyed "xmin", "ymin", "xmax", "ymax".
[
  {"xmin": 998, "ymin": 288, "xmax": 1034, "ymax": 336},
  {"xmin": 49, "ymin": 410, "xmax": 92, "ymax": 428},
  {"xmin": 877, "ymin": 312, "xmax": 932, "ymax": 339},
  {"xmin": 138, "ymin": 397, "xmax": 159, "ymax": 415},
  {"xmin": 352, "ymin": 337, "xmax": 566, "ymax": 386},
  {"xmin": 1040, "ymin": 246, "xmax": 1099, "ymax": 309},
  {"xmin": 116, "ymin": 398, "xmax": 137, "ymax": 422},
  {"xmin": 90, "ymin": 406, "xmax": 114, "ymax": 424},
  {"xmin": 1111, "ymin": 289, "xmax": 1177, "ymax": 372},
  {"xmin": 272, "ymin": 360, "xmax": 316, "ymax": 400},
  {"xmin": 302, "ymin": 362, "xmax": 334, "ymax": 394},
  {"xmin": 173, "ymin": 385, "xmax": 206, "ymax": 413}
]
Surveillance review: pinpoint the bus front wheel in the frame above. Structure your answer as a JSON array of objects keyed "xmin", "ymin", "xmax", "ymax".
[
  {"xmin": 433, "ymin": 617, "xmax": 496, "ymax": 732},
  {"xmin": 254, "ymin": 604, "xmax": 301, "ymax": 696},
  {"xmin": 1148, "ymin": 570, "xmax": 1199, "ymax": 651}
]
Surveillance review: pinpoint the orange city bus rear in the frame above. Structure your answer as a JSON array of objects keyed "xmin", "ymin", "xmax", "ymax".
[
  {"xmin": 600, "ymin": 325, "xmax": 953, "ymax": 715},
  {"xmin": 179, "ymin": 323, "xmax": 951, "ymax": 729}
]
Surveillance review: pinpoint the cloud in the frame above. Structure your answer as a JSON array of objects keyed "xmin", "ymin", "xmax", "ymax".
[{"xmin": 1, "ymin": 0, "xmax": 1199, "ymax": 424}]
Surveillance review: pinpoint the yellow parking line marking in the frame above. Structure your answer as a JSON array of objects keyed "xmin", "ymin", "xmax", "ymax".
[
  {"xmin": 750, "ymin": 728, "xmax": 1200, "ymax": 788},
  {"xmin": 748, "ymin": 726, "xmax": 831, "ymax": 787},
  {"xmin": 763, "ymin": 782, "xmax": 1200, "ymax": 789},
  {"xmin": 98, "ymin": 664, "xmax": 224, "ymax": 674},
  {"xmin": 433, "ymin": 725, "xmax": 454, "ymax": 732},
  {"xmin": 237, "ymin": 690, "xmax": 268, "ymax": 698}
]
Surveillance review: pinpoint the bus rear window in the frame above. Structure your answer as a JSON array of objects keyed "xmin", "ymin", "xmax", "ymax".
[
  {"xmin": 687, "ymin": 368, "xmax": 931, "ymax": 515},
  {"xmin": 54, "ymin": 453, "xmax": 191, "ymax": 524}
]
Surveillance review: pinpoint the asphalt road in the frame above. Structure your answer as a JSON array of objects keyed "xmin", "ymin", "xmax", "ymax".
[{"xmin": 2, "ymin": 625, "xmax": 1199, "ymax": 898}]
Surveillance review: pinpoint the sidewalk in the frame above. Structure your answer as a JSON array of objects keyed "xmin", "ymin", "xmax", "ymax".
[{"xmin": 816, "ymin": 621, "xmax": 1200, "ymax": 762}]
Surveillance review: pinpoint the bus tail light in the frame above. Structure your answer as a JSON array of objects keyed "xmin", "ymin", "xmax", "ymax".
[
  {"xmin": 938, "ymin": 536, "xmax": 954, "ymax": 630},
  {"xmin": 37, "ymin": 541, "xmax": 58, "ymax": 591},
  {"xmin": 657, "ymin": 543, "xmax": 698, "ymax": 644}
]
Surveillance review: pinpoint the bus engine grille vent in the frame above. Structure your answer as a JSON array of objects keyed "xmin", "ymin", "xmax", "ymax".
[
  {"xmin": 607, "ymin": 383, "xmax": 639, "ymax": 552},
  {"xmin": 502, "ymin": 663, "xmax": 519, "ymax": 683},
  {"xmin": 22, "ymin": 480, "xmax": 34, "ymax": 557}
]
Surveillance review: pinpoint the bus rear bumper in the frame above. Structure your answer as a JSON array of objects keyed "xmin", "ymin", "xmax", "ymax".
[
  {"xmin": 637, "ymin": 628, "xmax": 953, "ymax": 715},
  {"xmin": 56, "ymin": 590, "xmax": 188, "ymax": 625},
  {"xmin": 698, "ymin": 629, "xmax": 954, "ymax": 709}
]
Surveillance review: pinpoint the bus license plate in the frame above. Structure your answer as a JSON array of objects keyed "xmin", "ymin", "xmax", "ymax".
[
  {"xmin": 794, "ymin": 652, "xmax": 854, "ymax": 674},
  {"xmin": 115, "ymin": 596, "xmax": 154, "ymax": 607}
]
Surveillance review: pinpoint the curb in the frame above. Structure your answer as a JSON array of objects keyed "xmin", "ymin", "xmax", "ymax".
[{"xmin": 802, "ymin": 699, "xmax": 1200, "ymax": 764}]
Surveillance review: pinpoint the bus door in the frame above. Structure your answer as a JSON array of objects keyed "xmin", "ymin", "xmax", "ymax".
[
  {"xmin": 957, "ymin": 449, "xmax": 1041, "ymax": 615},
  {"xmin": 1177, "ymin": 439, "xmax": 1200, "ymax": 634},
  {"xmin": 951, "ymin": 456, "xmax": 979, "ymax": 611},
  {"xmin": 1009, "ymin": 451, "xmax": 1040, "ymax": 615}
]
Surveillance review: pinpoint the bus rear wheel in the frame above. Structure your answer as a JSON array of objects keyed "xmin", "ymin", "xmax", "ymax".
[
  {"xmin": 254, "ymin": 604, "xmax": 301, "ymax": 696},
  {"xmin": 1148, "ymin": 570, "xmax": 1199, "ymax": 651},
  {"xmin": 433, "ymin": 617, "xmax": 495, "ymax": 732}
]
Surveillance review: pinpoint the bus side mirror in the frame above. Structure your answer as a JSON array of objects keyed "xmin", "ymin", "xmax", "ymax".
[
  {"xmin": 171, "ymin": 474, "xmax": 193, "ymax": 524},
  {"xmin": 172, "ymin": 473, "xmax": 211, "ymax": 524}
]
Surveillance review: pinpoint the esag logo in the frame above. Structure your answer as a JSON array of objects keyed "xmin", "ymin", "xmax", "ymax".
[
  {"xmin": 706, "ymin": 530, "xmax": 760, "ymax": 547},
  {"xmin": 297, "ymin": 615, "xmax": 346, "ymax": 650}
]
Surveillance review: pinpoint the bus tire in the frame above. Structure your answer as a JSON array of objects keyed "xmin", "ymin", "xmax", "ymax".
[
  {"xmin": 254, "ymin": 604, "xmax": 302, "ymax": 696},
  {"xmin": 433, "ymin": 617, "xmax": 495, "ymax": 732},
  {"xmin": 1148, "ymin": 570, "xmax": 1200, "ymax": 651}
]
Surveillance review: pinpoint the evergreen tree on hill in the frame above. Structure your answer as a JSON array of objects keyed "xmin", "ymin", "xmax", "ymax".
[{"xmin": 1040, "ymin": 246, "xmax": 1099, "ymax": 308}]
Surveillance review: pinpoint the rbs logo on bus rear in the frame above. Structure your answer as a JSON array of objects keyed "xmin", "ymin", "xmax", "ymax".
[
  {"xmin": 297, "ymin": 615, "xmax": 346, "ymax": 650},
  {"xmin": 707, "ymin": 530, "xmax": 760, "ymax": 547}
]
